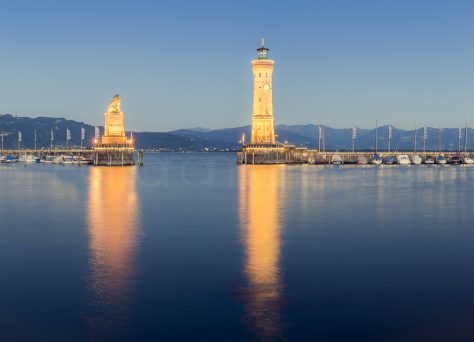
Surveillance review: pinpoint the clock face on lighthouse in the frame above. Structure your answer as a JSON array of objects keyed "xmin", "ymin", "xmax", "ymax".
[{"xmin": 263, "ymin": 84, "xmax": 270, "ymax": 91}]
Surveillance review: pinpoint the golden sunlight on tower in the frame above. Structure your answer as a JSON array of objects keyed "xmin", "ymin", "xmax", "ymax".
[{"xmin": 251, "ymin": 39, "xmax": 276, "ymax": 145}]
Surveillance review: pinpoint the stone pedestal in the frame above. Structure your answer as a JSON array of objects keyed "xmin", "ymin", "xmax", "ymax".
[
  {"xmin": 93, "ymin": 146, "xmax": 135, "ymax": 166},
  {"xmin": 102, "ymin": 110, "xmax": 128, "ymax": 144}
]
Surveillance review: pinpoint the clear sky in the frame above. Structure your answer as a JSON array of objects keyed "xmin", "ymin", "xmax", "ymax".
[{"xmin": 1, "ymin": 0, "xmax": 474, "ymax": 131}]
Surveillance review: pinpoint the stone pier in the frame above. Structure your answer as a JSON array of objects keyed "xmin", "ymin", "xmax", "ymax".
[{"xmin": 92, "ymin": 145, "xmax": 135, "ymax": 166}]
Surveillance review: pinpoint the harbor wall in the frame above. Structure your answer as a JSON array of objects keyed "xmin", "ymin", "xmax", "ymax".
[
  {"xmin": 93, "ymin": 149, "xmax": 135, "ymax": 166},
  {"xmin": 237, "ymin": 144, "xmax": 474, "ymax": 165}
]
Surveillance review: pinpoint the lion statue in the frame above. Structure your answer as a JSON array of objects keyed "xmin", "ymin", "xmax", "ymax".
[{"xmin": 107, "ymin": 94, "xmax": 121, "ymax": 113}]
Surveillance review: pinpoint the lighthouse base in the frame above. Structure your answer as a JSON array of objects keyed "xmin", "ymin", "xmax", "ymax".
[{"xmin": 237, "ymin": 144, "xmax": 307, "ymax": 164}]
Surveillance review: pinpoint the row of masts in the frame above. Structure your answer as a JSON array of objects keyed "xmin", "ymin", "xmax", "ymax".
[
  {"xmin": 0, "ymin": 127, "xmax": 103, "ymax": 151},
  {"xmin": 318, "ymin": 118, "xmax": 470, "ymax": 153}
]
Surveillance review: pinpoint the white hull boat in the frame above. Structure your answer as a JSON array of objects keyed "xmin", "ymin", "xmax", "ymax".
[
  {"xmin": 62, "ymin": 157, "xmax": 76, "ymax": 165},
  {"xmin": 397, "ymin": 154, "xmax": 411, "ymax": 165},
  {"xmin": 371, "ymin": 158, "xmax": 382, "ymax": 165},
  {"xmin": 40, "ymin": 156, "xmax": 55, "ymax": 164},
  {"xmin": 462, "ymin": 157, "xmax": 474, "ymax": 164},
  {"xmin": 424, "ymin": 156, "xmax": 436, "ymax": 164},
  {"xmin": 330, "ymin": 154, "xmax": 343, "ymax": 165},
  {"xmin": 411, "ymin": 155, "xmax": 422, "ymax": 165},
  {"xmin": 19, "ymin": 155, "xmax": 39, "ymax": 163},
  {"xmin": 436, "ymin": 155, "xmax": 447, "ymax": 164}
]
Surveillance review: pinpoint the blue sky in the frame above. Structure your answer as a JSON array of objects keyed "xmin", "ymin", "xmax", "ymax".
[{"xmin": 1, "ymin": 0, "xmax": 474, "ymax": 131}]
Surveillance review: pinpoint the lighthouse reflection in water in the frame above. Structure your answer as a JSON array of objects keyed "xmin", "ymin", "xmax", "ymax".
[
  {"xmin": 239, "ymin": 166, "xmax": 283, "ymax": 340},
  {"xmin": 86, "ymin": 167, "xmax": 141, "ymax": 339}
]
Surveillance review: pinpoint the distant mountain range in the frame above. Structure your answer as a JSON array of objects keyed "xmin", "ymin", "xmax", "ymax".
[{"xmin": 1, "ymin": 113, "xmax": 472, "ymax": 151}]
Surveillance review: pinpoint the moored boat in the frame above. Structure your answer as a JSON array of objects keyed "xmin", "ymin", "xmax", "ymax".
[
  {"xmin": 40, "ymin": 156, "xmax": 55, "ymax": 164},
  {"xmin": 436, "ymin": 155, "xmax": 447, "ymax": 165},
  {"xmin": 396, "ymin": 154, "xmax": 411, "ymax": 165},
  {"xmin": 411, "ymin": 155, "xmax": 422, "ymax": 165},
  {"xmin": 462, "ymin": 156, "xmax": 474, "ymax": 164},
  {"xmin": 424, "ymin": 155, "xmax": 435, "ymax": 164},
  {"xmin": 449, "ymin": 156, "xmax": 462, "ymax": 165},
  {"xmin": 18, "ymin": 154, "xmax": 39, "ymax": 163},
  {"xmin": 371, "ymin": 154, "xmax": 383, "ymax": 165},
  {"xmin": 330, "ymin": 154, "xmax": 343, "ymax": 165},
  {"xmin": 62, "ymin": 156, "xmax": 76, "ymax": 165},
  {"xmin": 383, "ymin": 156, "xmax": 396, "ymax": 165},
  {"xmin": 4, "ymin": 155, "xmax": 18, "ymax": 163}
]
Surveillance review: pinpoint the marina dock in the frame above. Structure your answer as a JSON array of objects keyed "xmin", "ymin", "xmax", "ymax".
[
  {"xmin": 1, "ymin": 148, "xmax": 143, "ymax": 166},
  {"xmin": 237, "ymin": 144, "xmax": 474, "ymax": 165}
]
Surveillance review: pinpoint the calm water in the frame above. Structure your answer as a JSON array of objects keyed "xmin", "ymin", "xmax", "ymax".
[{"xmin": 2, "ymin": 153, "xmax": 474, "ymax": 341}]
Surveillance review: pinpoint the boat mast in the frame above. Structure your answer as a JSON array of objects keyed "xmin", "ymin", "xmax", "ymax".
[
  {"xmin": 458, "ymin": 128, "xmax": 462, "ymax": 154},
  {"xmin": 423, "ymin": 126, "xmax": 427, "ymax": 154},
  {"xmin": 414, "ymin": 124, "xmax": 417, "ymax": 153},
  {"xmin": 465, "ymin": 114, "xmax": 468, "ymax": 153},
  {"xmin": 375, "ymin": 119, "xmax": 378, "ymax": 153},
  {"xmin": 318, "ymin": 125, "xmax": 322, "ymax": 152},
  {"xmin": 51, "ymin": 128, "xmax": 55, "ymax": 150},
  {"xmin": 352, "ymin": 126, "xmax": 356, "ymax": 153},
  {"xmin": 388, "ymin": 124, "xmax": 392, "ymax": 153},
  {"xmin": 322, "ymin": 127, "xmax": 326, "ymax": 153},
  {"xmin": 438, "ymin": 125, "xmax": 441, "ymax": 153}
]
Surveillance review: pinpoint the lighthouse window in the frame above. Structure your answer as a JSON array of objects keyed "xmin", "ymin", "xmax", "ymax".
[{"xmin": 259, "ymin": 73, "xmax": 261, "ymax": 78}]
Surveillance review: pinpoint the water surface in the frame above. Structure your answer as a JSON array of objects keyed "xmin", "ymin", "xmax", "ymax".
[{"xmin": 1, "ymin": 154, "xmax": 474, "ymax": 341}]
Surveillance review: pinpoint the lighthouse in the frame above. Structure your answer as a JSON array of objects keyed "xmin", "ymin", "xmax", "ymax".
[{"xmin": 250, "ymin": 40, "xmax": 276, "ymax": 145}]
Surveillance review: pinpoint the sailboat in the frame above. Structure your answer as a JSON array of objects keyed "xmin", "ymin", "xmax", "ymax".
[
  {"xmin": 330, "ymin": 154, "xmax": 343, "ymax": 165},
  {"xmin": 411, "ymin": 155, "xmax": 422, "ymax": 165},
  {"xmin": 449, "ymin": 156, "xmax": 461, "ymax": 165},
  {"xmin": 18, "ymin": 154, "xmax": 39, "ymax": 163},
  {"xmin": 462, "ymin": 156, "xmax": 474, "ymax": 164},
  {"xmin": 424, "ymin": 155, "xmax": 436, "ymax": 164},
  {"xmin": 40, "ymin": 155, "xmax": 55, "ymax": 164},
  {"xmin": 396, "ymin": 154, "xmax": 411, "ymax": 165},
  {"xmin": 436, "ymin": 155, "xmax": 447, "ymax": 165},
  {"xmin": 462, "ymin": 116, "xmax": 472, "ymax": 164},
  {"xmin": 383, "ymin": 156, "xmax": 396, "ymax": 165},
  {"xmin": 371, "ymin": 120, "xmax": 382, "ymax": 165},
  {"xmin": 3, "ymin": 155, "xmax": 18, "ymax": 163},
  {"xmin": 371, "ymin": 154, "xmax": 383, "ymax": 165},
  {"xmin": 411, "ymin": 124, "xmax": 422, "ymax": 164}
]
